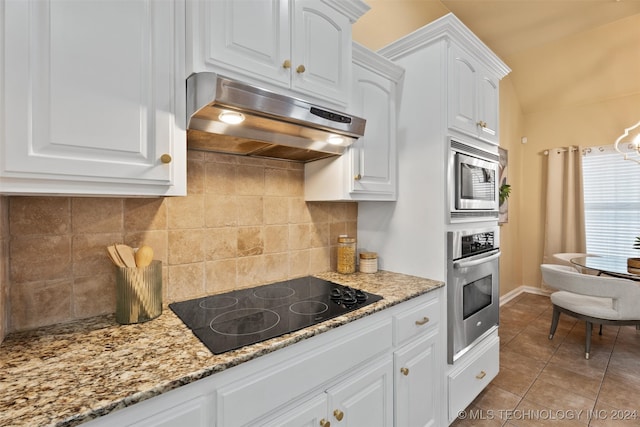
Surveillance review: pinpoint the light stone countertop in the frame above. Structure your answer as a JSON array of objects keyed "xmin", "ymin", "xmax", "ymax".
[{"xmin": 0, "ymin": 270, "xmax": 443, "ymax": 427}]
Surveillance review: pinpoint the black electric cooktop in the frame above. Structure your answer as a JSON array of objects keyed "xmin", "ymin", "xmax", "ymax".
[{"xmin": 169, "ymin": 276, "xmax": 383, "ymax": 354}]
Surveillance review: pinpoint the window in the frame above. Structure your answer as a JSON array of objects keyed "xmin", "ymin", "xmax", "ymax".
[{"xmin": 582, "ymin": 146, "xmax": 640, "ymax": 257}]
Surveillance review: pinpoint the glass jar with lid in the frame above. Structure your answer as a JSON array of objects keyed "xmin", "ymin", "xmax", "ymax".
[
  {"xmin": 359, "ymin": 252, "xmax": 378, "ymax": 273},
  {"xmin": 337, "ymin": 235, "xmax": 356, "ymax": 274}
]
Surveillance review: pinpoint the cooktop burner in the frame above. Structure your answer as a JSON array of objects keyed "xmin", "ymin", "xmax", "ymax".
[{"xmin": 169, "ymin": 276, "xmax": 383, "ymax": 354}]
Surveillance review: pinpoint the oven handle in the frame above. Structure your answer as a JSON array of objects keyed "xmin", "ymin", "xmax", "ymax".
[{"xmin": 453, "ymin": 251, "xmax": 501, "ymax": 269}]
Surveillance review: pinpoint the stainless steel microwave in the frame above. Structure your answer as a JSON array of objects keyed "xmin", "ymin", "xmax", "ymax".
[{"xmin": 449, "ymin": 140, "xmax": 500, "ymax": 221}]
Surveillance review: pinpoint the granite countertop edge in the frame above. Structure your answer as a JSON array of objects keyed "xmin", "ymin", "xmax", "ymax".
[{"xmin": 0, "ymin": 270, "xmax": 443, "ymax": 427}]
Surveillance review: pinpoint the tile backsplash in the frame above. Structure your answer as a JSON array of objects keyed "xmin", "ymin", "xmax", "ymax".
[
  {"xmin": 1, "ymin": 196, "xmax": 8, "ymax": 341},
  {"xmin": 4, "ymin": 151, "xmax": 357, "ymax": 333}
]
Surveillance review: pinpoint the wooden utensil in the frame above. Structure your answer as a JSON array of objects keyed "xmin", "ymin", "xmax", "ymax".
[
  {"xmin": 134, "ymin": 245, "xmax": 154, "ymax": 267},
  {"xmin": 106, "ymin": 245, "xmax": 125, "ymax": 267},
  {"xmin": 115, "ymin": 244, "xmax": 137, "ymax": 268}
]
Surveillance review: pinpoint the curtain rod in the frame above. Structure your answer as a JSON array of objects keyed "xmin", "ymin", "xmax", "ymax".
[
  {"xmin": 542, "ymin": 147, "xmax": 581, "ymax": 155},
  {"xmin": 542, "ymin": 146, "xmax": 611, "ymax": 156}
]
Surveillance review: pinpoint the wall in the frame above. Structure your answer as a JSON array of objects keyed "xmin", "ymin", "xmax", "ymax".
[
  {"xmin": 520, "ymin": 93, "xmax": 640, "ymax": 288},
  {"xmin": 513, "ymin": 15, "xmax": 640, "ymax": 289},
  {"xmin": 352, "ymin": 0, "xmax": 449, "ymax": 50},
  {"xmin": 496, "ymin": 78, "xmax": 525, "ymax": 297},
  {"xmin": 6, "ymin": 151, "xmax": 357, "ymax": 332}
]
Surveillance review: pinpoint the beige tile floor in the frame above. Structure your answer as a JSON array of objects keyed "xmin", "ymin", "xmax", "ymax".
[{"xmin": 452, "ymin": 293, "xmax": 640, "ymax": 426}]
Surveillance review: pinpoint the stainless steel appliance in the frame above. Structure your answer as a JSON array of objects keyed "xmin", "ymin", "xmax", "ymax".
[
  {"xmin": 186, "ymin": 73, "xmax": 366, "ymax": 162},
  {"xmin": 447, "ymin": 226, "xmax": 500, "ymax": 363},
  {"xmin": 448, "ymin": 139, "xmax": 500, "ymax": 221},
  {"xmin": 169, "ymin": 276, "xmax": 382, "ymax": 354}
]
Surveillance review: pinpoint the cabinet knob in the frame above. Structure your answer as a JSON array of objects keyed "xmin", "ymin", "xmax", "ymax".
[
  {"xmin": 477, "ymin": 120, "xmax": 487, "ymax": 128},
  {"xmin": 160, "ymin": 154, "xmax": 172, "ymax": 164},
  {"xmin": 296, "ymin": 64, "xmax": 306, "ymax": 74},
  {"xmin": 320, "ymin": 419, "xmax": 331, "ymax": 427},
  {"xmin": 415, "ymin": 316, "xmax": 430, "ymax": 326},
  {"xmin": 400, "ymin": 367, "xmax": 409, "ymax": 376},
  {"xmin": 282, "ymin": 59, "xmax": 291, "ymax": 69},
  {"xmin": 476, "ymin": 370, "xmax": 487, "ymax": 380},
  {"xmin": 333, "ymin": 409, "xmax": 344, "ymax": 421},
  {"xmin": 354, "ymin": 173, "xmax": 362, "ymax": 181}
]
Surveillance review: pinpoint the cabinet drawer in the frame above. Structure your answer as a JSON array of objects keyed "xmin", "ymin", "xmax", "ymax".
[
  {"xmin": 216, "ymin": 319, "xmax": 393, "ymax": 427},
  {"xmin": 393, "ymin": 293, "xmax": 440, "ymax": 346},
  {"xmin": 448, "ymin": 334, "xmax": 499, "ymax": 421}
]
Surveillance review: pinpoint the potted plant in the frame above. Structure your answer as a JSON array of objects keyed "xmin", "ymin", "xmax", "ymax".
[
  {"xmin": 499, "ymin": 183, "xmax": 511, "ymax": 206},
  {"xmin": 628, "ymin": 237, "xmax": 640, "ymax": 270}
]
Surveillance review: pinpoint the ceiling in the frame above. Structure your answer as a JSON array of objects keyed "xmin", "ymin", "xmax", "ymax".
[
  {"xmin": 441, "ymin": 0, "xmax": 640, "ymax": 58},
  {"xmin": 440, "ymin": 0, "xmax": 640, "ymax": 113}
]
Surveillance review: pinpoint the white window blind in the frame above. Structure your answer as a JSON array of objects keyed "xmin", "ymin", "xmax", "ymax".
[{"xmin": 582, "ymin": 147, "xmax": 640, "ymax": 257}]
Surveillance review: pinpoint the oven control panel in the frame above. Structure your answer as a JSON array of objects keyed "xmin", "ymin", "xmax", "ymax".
[
  {"xmin": 461, "ymin": 231, "xmax": 496, "ymax": 257},
  {"xmin": 448, "ymin": 226, "xmax": 500, "ymax": 261}
]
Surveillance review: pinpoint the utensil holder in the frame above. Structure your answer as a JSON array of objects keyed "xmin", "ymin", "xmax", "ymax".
[{"xmin": 115, "ymin": 260, "xmax": 162, "ymax": 324}]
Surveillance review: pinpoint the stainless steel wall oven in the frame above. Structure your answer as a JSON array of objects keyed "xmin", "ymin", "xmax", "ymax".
[
  {"xmin": 447, "ymin": 226, "xmax": 500, "ymax": 364},
  {"xmin": 448, "ymin": 139, "xmax": 500, "ymax": 222}
]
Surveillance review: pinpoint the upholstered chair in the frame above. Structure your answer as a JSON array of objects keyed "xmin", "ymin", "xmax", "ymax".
[{"xmin": 540, "ymin": 263, "xmax": 640, "ymax": 359}]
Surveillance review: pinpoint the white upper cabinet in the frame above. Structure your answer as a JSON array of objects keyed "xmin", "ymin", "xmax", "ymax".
[
  {"xmin": 304, "ymin": 43, "xmax": 404, "ymax": 201},
  {"xmin": 0, "ymin": 0, "xmax": 187, "ymax": 196},
  {"xmin": 448, "ymin": 42, "xmax": 500, "ymax": 145},
  {"xmin": 189, "ymin": 0, "xmax": 369, "ymax": 107}
]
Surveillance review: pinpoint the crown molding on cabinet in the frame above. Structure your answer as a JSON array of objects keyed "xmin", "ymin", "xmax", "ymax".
[
  {"xmin": 352, "ymin": 42, "xmax": 405, "ymax": 83},
  {"xmin": 378, "ymin": 13, "xmax": 511, "ymax": 79},
  {"xmin": 322, "ymin": 0, "xmax": 370, "ymax": 23}
]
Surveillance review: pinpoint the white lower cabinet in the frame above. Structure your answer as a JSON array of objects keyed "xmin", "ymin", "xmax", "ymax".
[
  {"xmin": 326, "ymin": 357, "xmax": 394, "ymax": 427},
  {"xmin": 394, "ymin": 332, "xmax": 439, "ymax": 427},
  {"xmin": 83, "ymin": 289, "xmax": 444, "ymax": 427},
  {"xmin": 215, "ymin": 318, "xmax": 393, "ymax": 427},
  {"xmin": 131, "ymin": 396, "xmax": 211, "ymax": 427},
  {"xmin": 393, "ymin": 291, "xmax": 442, "ymax": 427},
  {"xmin": 83, "ymin": 378, "xmax": 215, "ymax": 427},
  {"xmin": 261, "ymin": 395, "xmax": 328, "ymax": 427},
  {"xmin": 263, "ymin": 357, "xmax": 394, "ymax": 427},
  {"xmin": 447, "ymin": 330, "xmax": 500, "ymax": 424}
]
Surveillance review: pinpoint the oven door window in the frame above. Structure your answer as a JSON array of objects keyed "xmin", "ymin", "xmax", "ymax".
[{"xmin": 463, "ymin": 274, "xmax": 492, "ymax": 319}]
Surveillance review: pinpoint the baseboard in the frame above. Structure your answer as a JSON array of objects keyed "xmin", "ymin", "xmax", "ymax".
[{"xmin": 500, "ymin": 285, "xmax": 552, "ymax": 306}]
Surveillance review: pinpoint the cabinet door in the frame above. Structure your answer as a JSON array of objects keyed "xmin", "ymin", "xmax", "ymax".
[
  {"xmin": 130, "ymin": 396, "xmax": 210, "ymax": 427},
  {"xmin": 82, "ymin": 392, "xmax": 214, "ymax": 427},
  {"xmin": 350, "ymin": 61, "xmax": 397, "ymax": 199},
  {"xmin": 395, "ymin": 332, "xmax": 440, "ymax": 427},
  {"xmin": 448, "ymin": 43, "xmax": 500, "ymax": 145},
  {"xmin": 291, "ymin": 0, "xmax": 351, "ymax": 105},
  {"xmin": 2, "ymin": 0, "xmax": 186, "ymax": 196},
  {"xmin": 261, "ymin": 395, "xmax": 328, "ymax": 427},
  {"xmin": 448, "ymin": 332, "xmax": 499, "ymax": 423},
  {"xmin": 448, "ymin": 44, "xmax": 479, "ymax": 138},
  {"xmin": 477, "ymin": 69, "xmax": 499, "ymax": 144},
  {"xmin": 326, "ymin": 358, "xmax": 394, "ymax": 427},
  {"xmin": 198, "ymin": 0, "xmax": 290, "ymax": 88}
]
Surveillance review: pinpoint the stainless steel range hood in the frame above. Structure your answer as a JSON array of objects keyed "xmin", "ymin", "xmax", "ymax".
[{"xmin": 186, "ymin": 73, "xmax": 366, "ymax": 162}]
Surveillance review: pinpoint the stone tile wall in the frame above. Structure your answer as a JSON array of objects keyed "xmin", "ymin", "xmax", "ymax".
[
  {"xmin": 5, "ymin": 151, "xmax": 357, "ymax": 332},
  {"xmin": 0, "ymin": 196, "xmax": 8, "ymax": 342}
]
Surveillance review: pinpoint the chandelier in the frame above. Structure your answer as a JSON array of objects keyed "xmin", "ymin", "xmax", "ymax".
[{"xmin": 614, "ymin": 121, "xmax": 640, "ymax": 163}]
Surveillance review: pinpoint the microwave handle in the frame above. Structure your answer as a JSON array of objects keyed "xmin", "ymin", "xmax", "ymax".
[{"xmin": 453, "ymin": 251, "xmax": 501, "ymax": 269}]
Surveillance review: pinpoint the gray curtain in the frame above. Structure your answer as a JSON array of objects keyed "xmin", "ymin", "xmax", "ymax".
[{"xmin": 543, "ymin": 146, "xmax": 587, "ymax": 265}]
